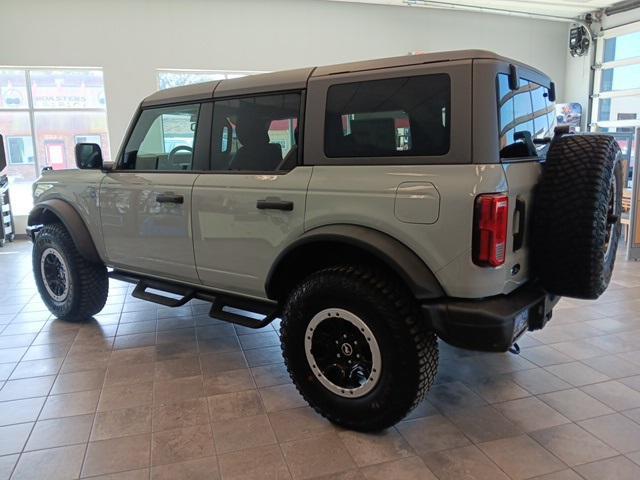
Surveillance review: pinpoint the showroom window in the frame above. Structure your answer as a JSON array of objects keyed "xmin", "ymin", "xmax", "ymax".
[
  {"xmin": 157, "ymin": 69, "xmax": 265, "ymax": 90},
  {"xmin": 591, "ymin": 22, "xmax": 640, "ymax": 188},
  {"xmin": 0, "ymin": 68, "xmax": 110, "ymax": 215},
  {"xmin": 324, "ymin": 74, "xmax": 451, "ymax": 158}
]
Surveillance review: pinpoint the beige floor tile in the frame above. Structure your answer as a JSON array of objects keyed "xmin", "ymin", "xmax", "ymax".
[
  {"xmin": 478, "ymin": 435, "xmax": 566, "ymax": 480},
  {"xmin": 427, "ymin": 381, "xmax": 487, "ymax": 412},
  {"xmin": 269, "ymin": 406, "xmax": 335, "ymax": 443},
  {"xmin": 244, "ymin": 346, "xmax": 283, "ymax": 367},
  {"xmin": 0, "ymin": 455, "xmax": 18, "ymax": 480},
  {"xmin": 519, "ymin": 346, "xmax": 574, "ymax": 367},
  {"xmin": 530, "ymin": 423, "xmax": 618, "ymax": 466},
  {"xmin": 579, "ymin": 413, "xmax": 640, "ymax": 453},
  {"xmin": 150, "ymin": 456, "xmax": 220, "ymax": 480},
  {"xmin": 153, "ymin": 375, "xmax": 205, "ymax": 404},
  {"xmin": 200, "ymin": 351, "xmax": 247, "ymax": 375},
  {"xmin": 0, "ymin": 396, "xmax": 45, "ymax": 425},
  {"xmin": 260, "ymin": 384, "xmax": 306, "ymax": 412},
  {"xmin": 104, "ymin": 362, "xmax": 155, "ymax": 387},
  {"xmin": 203, "ymin": 368, "xmax": 255, "ymax": 395},
  {"xmin": 9, "ymin": 357, "xmax": 64, "ymax": 380},
  {"xmin": 219, "ymin": 443, "xmax": 290, "ymax": 480},
  {"xmin": 360, "ymin": 456, "xmax": 437, "ymax": 480},
  {"xmin": 0, "ymin": 375, "xmax": 55, "ymax": 401},
  {"xmin": 338, "ymin": 428, "xmax": 412, "ymax": 467},
  {"xmin": 98, "ymin": 382, "xmax": 153, "ymax": 412},
  {"xmin": 544, "ymin": 362, "xmax": 610, "ymax": 387},
  {"xmin": 239, "ymin": 331, "xmax": 280, "ymax": 350},
  {"xmin": 208, "ymin": 389, "xmax": 264, "ymax": 422},
  {"xmin": 251, "ymin": 363, "xmax": 291, "ymax": 388},
  {"xmin": 396, "ymin": 415, "xmax": 470, "ymax": 455},
  {"xmin": 582, "ymin": 355, "xmax": 640, "ymax": 379},
  {"xmin": 509, "ymin": 368, "xmax": 572, "ymax": 395},
  {"xmin": 0, "ymin": 423, "xmax": 33, "ymax": 455},
  {"xmin": 494, "ymin": 397, "xmax": 571, "ymax": 432},
  {"xmin": 581, "ymin": 381, "xmax": 640, "ymax": 411},
  {"xmin": 574, "ymin": 455, "xmax": 640, "ymax": 480},
  {"xmin": 529, "ymin": 470, "xmax": 584, "ymax": 480},
  {"xmin": 25, "ymin": 414, "xmax": 93, "ymax": 451},
  {"xmin": 11, "ymin": 444, "xmax": 85, "ymax": 480},
  {"xmin": 281, "ymin": 432, "xmax": 356, "ymax": 480},
  {"xmin": 468, "ymin": 377, "xmax": 531, "ymax": 404},
  {"xmin": 83, "ymin": 433, "xmax": 151, "ymax": 477},
  {"xmin": 422, "ymin": 444, "xmax": 510, "ymax": 480},
  {"xmin": 445, "ymin": 405, "xmax": 523, "ymax": 443},
  {"xmin": 154, "ymin": 356, "xmax": 201, "ymax": 381},
  {"xmin": 91, "ymin": 405, "xmax": 152, "ymax": 441},
  {"xmin": 198, "ymin": 335, "xmax": 241, "ymax": 354},
  {"xmin": 537, "ymin": 388, "xmax": 615, "ymax": 421},
  {"xmin": 39, "ymin": 389, "xmax": 100, "ymax": 419},
  {"xmin": 404, "ymin": 399, "xmax": 441, "ymax": 420},
  {"xmin": 151, "ymin": 424, "xmax": 214, "ymax": 466},
  {"xmin": 212, "ymin": 413, "xmax": 277, "ymax": 454},
  {"xmin": 51, "ymin": 368, "xmax": 105, "ymax": 394},
  {"xmin": 152, "ymin": 397, "xmax": 209, "ymax": 431}
]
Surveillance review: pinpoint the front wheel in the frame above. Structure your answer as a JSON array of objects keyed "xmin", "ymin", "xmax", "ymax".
[
  {"xmin": 33, "ymin": 223, "xmax": 108, "ymax": 321},
  {"xmin": 280, "ymin": 265, "xmax": 438, "ymax": 431}
]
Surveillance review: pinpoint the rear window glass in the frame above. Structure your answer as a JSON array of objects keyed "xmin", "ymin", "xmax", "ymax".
[
  {"xmin": 325, "ymin": 74, "xmax": 450, "ymax": 158},
  {"xmin": 498, "ymin": 73, "xmax": 555, "ymax": 159}
]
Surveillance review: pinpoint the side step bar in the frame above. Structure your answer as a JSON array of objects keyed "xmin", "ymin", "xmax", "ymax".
[{"xmin": 109, "ymin": 270, "xmax": 279, "ymax": 329}]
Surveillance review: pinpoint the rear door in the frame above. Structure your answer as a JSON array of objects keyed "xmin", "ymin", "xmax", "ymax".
[
  {"xmin": 192, "ymin": 91, "xmax": 311, "ymax": 299},
  {"xmin": 99, "ymin": 102, "xmax": 211, "ymax": 283}
]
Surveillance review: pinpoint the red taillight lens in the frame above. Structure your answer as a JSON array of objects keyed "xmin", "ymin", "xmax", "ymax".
[{"xmin": 473, "ymin": 193, "xmax": 509, "ymax": 267}]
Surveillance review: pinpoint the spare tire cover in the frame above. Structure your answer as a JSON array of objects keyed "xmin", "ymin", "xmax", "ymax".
[{"xmin": 532, "ymin": 134, "xmax": 622, "ymax": 299}]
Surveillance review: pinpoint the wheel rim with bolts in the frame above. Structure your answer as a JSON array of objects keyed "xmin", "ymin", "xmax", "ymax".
[
  {"xmin": 40, "ymin": 247, "xmax": 70, "ymax": 302},
  {"xmin": 304, "ymin": 308, "xmax": 382, "ymax": 398},
  {"xmin": 604, "ymin": 175, "xmax": 619, "ymax": 259}
]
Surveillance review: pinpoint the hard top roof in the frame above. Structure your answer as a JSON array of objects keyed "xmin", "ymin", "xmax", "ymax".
[{"xmin": 142, "ymin": 49, "xmax": 545, "ymax": 106}]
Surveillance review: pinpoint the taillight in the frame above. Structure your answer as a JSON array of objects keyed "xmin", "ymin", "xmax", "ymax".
[{"xmin": 473, "ymin": 193, "xmax": 509, "ymax": 267}]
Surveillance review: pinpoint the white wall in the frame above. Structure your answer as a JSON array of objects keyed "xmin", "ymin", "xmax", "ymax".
[{"xmin": 0, "ymin": 0, "xmax": 569, "ymax": 152}]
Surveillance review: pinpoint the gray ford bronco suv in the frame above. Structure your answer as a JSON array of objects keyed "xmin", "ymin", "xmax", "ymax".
[{"xmin": 26, "ymin": 50, "xmax": 623, "ymax": 430}]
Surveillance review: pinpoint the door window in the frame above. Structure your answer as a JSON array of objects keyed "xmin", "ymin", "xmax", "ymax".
[
  {"xmin": 211, "ymin": 93, "xmax": 301, "ymax": 172},
  {"xmin": 324, "ymin": 74, "xmax": 450, "ymax": 158},
  {"xmin": 122, "ymin": 104, "xmax": 200, "ymax": 171}
]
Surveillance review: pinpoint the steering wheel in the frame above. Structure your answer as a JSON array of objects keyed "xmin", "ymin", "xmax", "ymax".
[{"xmin": 168, "ymin": 145, "xmax": 193, "ymax": 163}]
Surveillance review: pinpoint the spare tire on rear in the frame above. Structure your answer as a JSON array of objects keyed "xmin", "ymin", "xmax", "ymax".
[{"xmin": 532, "ymin": 134, "xmax": 622, "ymax": 299}]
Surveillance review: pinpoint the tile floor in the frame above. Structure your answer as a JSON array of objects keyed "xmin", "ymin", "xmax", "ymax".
[{"xmin": 1, "ymin": 239, "xmax": 640, "ymax": 479}]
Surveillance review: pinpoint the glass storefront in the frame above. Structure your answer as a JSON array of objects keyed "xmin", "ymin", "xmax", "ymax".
[{"xmin": 0, "ymin": 68, "xmax": 110, "ymax": 215}]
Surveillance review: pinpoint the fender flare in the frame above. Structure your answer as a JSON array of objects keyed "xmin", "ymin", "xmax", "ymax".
[
  {"xmin": 266, "ymin": 224, "xmax": 444, "ymax": 301},
  {"xmin": 28, "ymin": 199, "xmax": 102, "ymax": 264}
]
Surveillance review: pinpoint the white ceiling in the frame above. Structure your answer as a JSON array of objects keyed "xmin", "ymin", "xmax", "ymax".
[{"xmin": 325, "ymin": 0, "xmax": 622, "ymax": 18}]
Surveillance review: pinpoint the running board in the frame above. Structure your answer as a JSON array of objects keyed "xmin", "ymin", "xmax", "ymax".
[
  {"xmin": 209, "ymin": 297, "xmax": 278, "ymax": 329},
  {"xmin": 109, "ymin": 270, "xmax": 278, "ymax": 328},
  {"xmin": 132, "ymin": 278, "xmax": 195, "ymax": 307}
]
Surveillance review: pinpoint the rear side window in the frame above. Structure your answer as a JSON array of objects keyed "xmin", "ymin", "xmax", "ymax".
[
  {"xmin": 122, "ymin": 104, "xmax": 200, "ymax": 171},
  {"xmin": 325, "ymin": 74, "xmax": 450, "ymax": 158},
  {"xmin": 498, "ymin": 73, "xmax": 555, "ymax": 159}
]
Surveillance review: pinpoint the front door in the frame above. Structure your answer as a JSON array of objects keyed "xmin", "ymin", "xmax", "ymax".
[
  {"xmin": 192, "ymin": 92, "xmax": 310, "ymax": 298},
  {"xmin": 100, "ymin": 102, "xmax": 209, "ymax": 283}
]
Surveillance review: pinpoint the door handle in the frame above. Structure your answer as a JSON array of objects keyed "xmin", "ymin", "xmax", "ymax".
[
  {"xmin": 156, "ymin": 194, "xmax": 184, "ymax": 204},
  {"xmin": 256, "ymin": 199, "xmax": 294, "ymax": 211}
]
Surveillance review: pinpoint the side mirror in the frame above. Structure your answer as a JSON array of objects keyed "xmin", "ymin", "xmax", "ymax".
[
  {"xmin": 75, "ymin": 143, "xmax": 103, "ymax": 169},
  {"xmin": 508, "ymin": 64, "xmax": 520, "ymax": 91},
  {"xmin": 548, "ymin": 82, "xmax": 557, "ymax": 102},
  {"xmin": 0, "ymin": 134, "xmax": 7, "ymax": 172}
]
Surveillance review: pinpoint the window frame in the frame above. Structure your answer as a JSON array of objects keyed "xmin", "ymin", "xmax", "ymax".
[
  {"xmin": 591, "ymin": 21, "xmax": 640, "ymax": 131},
  {"xmin": 115, "ymin": 101, "xmax": 212, "ymax": 173},
  {"xmin": 205, "ymin": 89, "xmax": 306, "ymax": 175},
  {"xmin": 304, "ymin": 61, "xmax": 471, "ymax": 166}
]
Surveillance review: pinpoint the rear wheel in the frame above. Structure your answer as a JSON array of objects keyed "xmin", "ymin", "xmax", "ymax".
[
  {"xmin": 33, "ymin": 223, "xmax": 108, "ymax": 320},
  {"xmin": 280, "ymin": 265, "xmax": 438, "ymax": 431}
]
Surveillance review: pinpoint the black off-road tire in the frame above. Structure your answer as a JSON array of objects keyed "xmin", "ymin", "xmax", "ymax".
[
  {"xmin": 280, "ymin": 265, "xmax": 438, "ymax": 431},
  {"xmin": 533, "ymin": 134, "xmax": 622, "ymax": 299},
  {"xmin": 33, "ymin": 223, "xmax": 108, "ymax": 320}
]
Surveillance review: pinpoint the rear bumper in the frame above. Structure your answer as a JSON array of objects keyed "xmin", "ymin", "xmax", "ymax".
[{"xmin": 422, "ymin": 283, "xmax": 559, "ymax": 352}]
